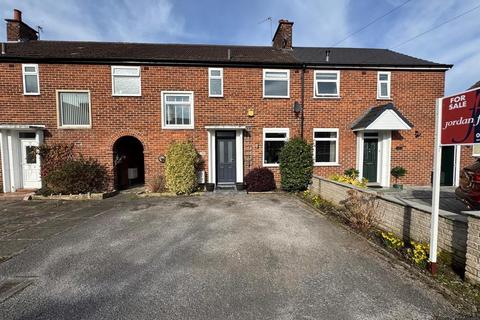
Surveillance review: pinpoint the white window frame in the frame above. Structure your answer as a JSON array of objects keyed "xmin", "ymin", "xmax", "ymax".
[
  {"xmin": 263, "ymin": 69, "xmax": 290, "ymax": 98},
  {"xmin": 313, "ymin": 128, "xmax": 339, "ymax": 166},
  {"xmin": 22, "ymin": 64, "xmax": 40, "ymax": 95},
  {"xmin": 111, "ymin": 66, "xmax": 141, "ymax": 97},
  {"xmin": 56, "ymin": 90, "xmax": 92, "ymax": 129},
  {"xmin": 314, "ymin": 70, "xmax": 340, "ymax": 98},
  {"xmin": 473, "ymin": 144, "xmax": 480, "ymax": 157},
  {"xmin": 263, "ymin": 128, "xmax": 290, "ymax": 167},
  {"xmin": 208, "ymin": 68, "xmax": 223, "ymax": 97},
  {"xmin": 377, "ymin": 71, "xmax": 391, "ymax": 99},
  {"xmin": 161, "ymin": 91, "xmax": 195, "ymax": 130}
]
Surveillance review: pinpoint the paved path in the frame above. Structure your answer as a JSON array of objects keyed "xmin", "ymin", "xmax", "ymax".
[{"xmin": 0, "ymin": 194, "xmax": 461, "ymax": 319}]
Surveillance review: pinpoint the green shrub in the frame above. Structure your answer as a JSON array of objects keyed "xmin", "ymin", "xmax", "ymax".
[
  {"xmin": 244, "ymin": 167, "xmax": 276, "ymax": 192},
  {"xmin": 44, "ymin": 157, "xmax": 109, "ymax": 194},
  {"xmin": 279, "ymin": 138, "xmax": 313, "ymax": 192},
  {"xmin": 344, "ymin": 168, "xmax": 359, "ymax": 178},
  {"xmin": 165, "ymin": 141, "xmax": 199, "ymax": 195},
  {"xmin": 391, "ymin": 166, "xmax": 407, "ymax": 184}
]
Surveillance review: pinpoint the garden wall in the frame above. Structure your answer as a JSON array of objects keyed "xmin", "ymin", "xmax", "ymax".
[{"xmin": 310, "ymin": 176, "xmax": 468, "ymax": 273}]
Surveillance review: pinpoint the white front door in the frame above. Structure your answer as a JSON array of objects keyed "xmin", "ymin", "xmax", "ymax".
[{"xmin": 20, "ymin": 139, "xmax": 41, "ymax": 189}]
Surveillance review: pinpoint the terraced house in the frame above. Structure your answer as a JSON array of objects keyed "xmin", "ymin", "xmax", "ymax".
[{"xmin": 0, "ymin": 9, "xmax": 453, "ymax": 193}]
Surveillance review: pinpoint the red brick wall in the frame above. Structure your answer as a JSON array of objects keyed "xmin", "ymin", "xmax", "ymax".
[{"xmin": 0, "ymin": 63, "xmax": 445, "ymax": 188}]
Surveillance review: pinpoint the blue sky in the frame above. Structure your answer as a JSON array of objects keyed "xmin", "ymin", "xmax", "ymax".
[{"xmin": 2, "ymin": 0, "xmax": 479, "ymax": 94}]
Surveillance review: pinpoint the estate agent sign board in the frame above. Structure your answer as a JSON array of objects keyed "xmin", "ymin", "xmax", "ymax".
[
  {"xmin": 429, "ymin": 87, "xmax": 480, "ymax": 273},
  {"xmin": 441, "ymin": 87, "xmax": 480, "ymax": 145}
]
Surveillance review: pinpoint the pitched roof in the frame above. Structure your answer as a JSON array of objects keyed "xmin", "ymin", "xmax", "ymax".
[
  {"xmin": 470, "ymin": 81, "xmax": 480, "ymax": 90},
  {"xmin": 351, "ymin": 103, "xmax": 414, "ymax": 131},
  {"xmin": 0, "ymin": 40, "xmax": 452, "ymax": 68}
]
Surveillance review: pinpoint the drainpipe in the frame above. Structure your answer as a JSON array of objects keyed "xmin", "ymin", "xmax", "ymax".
[{"xmin": 300, "ymin": 65, "xmax": 306, "ymax": 139}]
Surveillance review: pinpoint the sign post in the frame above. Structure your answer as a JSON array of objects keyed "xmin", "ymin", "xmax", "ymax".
[{"xmin": 429, "ymin": 87, "xmax": 480, "ymax": 273}]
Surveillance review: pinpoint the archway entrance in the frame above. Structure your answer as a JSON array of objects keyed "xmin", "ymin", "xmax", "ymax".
[{"xmin": 113, "ymin": 136, "xmax": 145, "ymax": 190}]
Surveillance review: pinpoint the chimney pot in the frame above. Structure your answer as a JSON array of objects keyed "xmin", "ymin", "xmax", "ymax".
[{"xmin": 13, "ymin": 9, "xmax": 22, "ymax": 22}]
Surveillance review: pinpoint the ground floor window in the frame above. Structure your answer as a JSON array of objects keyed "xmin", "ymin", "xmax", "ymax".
[
  {"xmin": 263, "ymin": 128, "xmax": 289, "ymax": 166},
  {"xmin": 313, "ymin": 128, "xmax": 339, "ymax": 165},
  {"xmin": 58, "ymin": 91, "xmax": 91, "ymax": 128},
  {"xmin": 162, "ymin": 91, "xmax": 194, "ymax": 129}
]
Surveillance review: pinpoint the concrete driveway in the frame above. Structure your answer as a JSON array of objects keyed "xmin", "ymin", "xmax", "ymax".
[{"xmin": 0, "ymin": 193, "xmax": 461, "ymax": 319}]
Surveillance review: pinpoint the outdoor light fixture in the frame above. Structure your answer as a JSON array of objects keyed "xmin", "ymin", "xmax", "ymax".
[
  {"xmin": 158, "ymin": 155, "xmax": 166, "ymax": 163},
  {"xmin": 293, "ymin": 101, "xmax": 302, "ymax": 113}
]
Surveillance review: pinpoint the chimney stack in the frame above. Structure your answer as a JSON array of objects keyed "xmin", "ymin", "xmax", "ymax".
[
  {"xmin": 5, "ymin": 9, "xmax": 38, "ymax": 42},
  {"xmin": 272, "ymin": 19, "xmax": 293, "ymax": 50}
]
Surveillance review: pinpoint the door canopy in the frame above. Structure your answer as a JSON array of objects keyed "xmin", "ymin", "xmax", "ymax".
[{"xmin": 351, "ymin": 103, "xmax": 413, "ymax": 131}]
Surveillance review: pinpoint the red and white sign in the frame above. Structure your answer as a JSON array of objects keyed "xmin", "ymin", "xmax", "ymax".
[{"xmin": 441, "ymin": 87, "xmax": 480, "ymax": 145}]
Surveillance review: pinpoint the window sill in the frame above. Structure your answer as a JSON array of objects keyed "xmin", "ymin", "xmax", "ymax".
[
  {"xmin": 23, "ymin": 93, "xmax": 40, "ymax": 96},
  {"xmin": 314, "ymin": 163, "xmax": 340, "ymax": 167},
  {"xmin": 263, "ymin": 96, "xmax": 290, "ymax": 99},
  {"xmin": 209, "ymin": 95, "xmax": 224, "ymax": 98},
  {"xmin": 59, "ymin": 125, "xmax": 92, "ymax": 130},
  {"xmin": 162, "ymin": 126, "xmax": 195, "ymax": 130},
  {"xmin": 112, "ymin": 94, "xmax": 142, "ymax": 97},
  {"xmin": 263, "ymin": 163, "xmax": 280, "ymax": 167},
  {"xmin": 312, "ymin": 96, "xmax": 341, "ymax": 100},
  {"xmin": 377, "ymin": 97, "xmax": 392, "ymax": 101}
]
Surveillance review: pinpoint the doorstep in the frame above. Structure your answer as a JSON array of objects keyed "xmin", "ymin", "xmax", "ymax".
[{"xmin": 0, "ymin": 190, "xmax": 36, "ymax": 201}]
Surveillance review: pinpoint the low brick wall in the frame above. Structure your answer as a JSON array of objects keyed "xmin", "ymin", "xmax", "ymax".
[
  {"xmin": 463, "ymin": 212, "xmax": 480, "ymax": 284},
  {"xmin": 310, "ymin": 176, "xmax": 468, "ymax": 272}
]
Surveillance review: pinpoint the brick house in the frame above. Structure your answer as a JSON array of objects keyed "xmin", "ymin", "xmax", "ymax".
[{"xmin": 0, "ymin": 9, "xmax": 453, "ymax": 193}]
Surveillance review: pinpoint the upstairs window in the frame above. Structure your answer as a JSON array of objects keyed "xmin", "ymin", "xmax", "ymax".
[
  {"xmin": 58, "ymin": 91, "xmax": 91, "ymax": 128},
  {"xmin": 162, "ymin": 91, "xmax": 194, "ymax": 129},
  {"xmin": 209, "ymin": 68, "xmax": 223, "ymax": 97},
  {"xmin": 263, "ymin": 69, "xmax": 290, "ymax": 98},
  {"xmin": 313, "ymin": 129, "xmax": 339, "ymax": 165},
  {"xmin": 22, "ymin": 64, "xmax": 39, "ymax": 95},
  {"xmin": 377, "ymin": 71, "xmax": 391, "ymax": 99},
  {"xmin": 314, "ymin": 71, "xmax": 340, "ymax": 97},
  {"xmin": 112, "ymin": 66, "xmax": 141, "ymax": 96},
  {"xmin": 263, "ymin": 128, "xmax": 289, "ymax": 166}
]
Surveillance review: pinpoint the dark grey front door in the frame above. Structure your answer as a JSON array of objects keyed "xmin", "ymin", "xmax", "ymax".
[
  {"xmin": 363, "ymin": 138, "xmax": 378, "ymax": 183},
  {"xmin": 216, "ymin": 131, "xmax": 236, "ymax": 184}
]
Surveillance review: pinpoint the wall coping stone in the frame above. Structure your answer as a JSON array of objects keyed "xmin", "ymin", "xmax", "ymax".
[
  {"xmin": 313, "ymin": 175, "xmax": 468, "ymax": 223},
  {"xmin": 460, "ymin": 211, "xmax": 480, "ymax": 219}
]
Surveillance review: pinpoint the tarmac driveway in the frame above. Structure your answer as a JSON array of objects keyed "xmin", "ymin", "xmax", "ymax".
[{"xmin": 0, "ymin": 193, "xmax": 460, "ymax": 319}]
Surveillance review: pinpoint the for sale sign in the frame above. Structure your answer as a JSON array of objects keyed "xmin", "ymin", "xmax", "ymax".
[{"xmin": 441, "ymin": 87, "xmax": 480, "ymax": 145}]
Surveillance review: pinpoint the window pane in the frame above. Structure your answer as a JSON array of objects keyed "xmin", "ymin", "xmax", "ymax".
[
  {"xmin": 314, "ymin": 131, "xmax": 337, "ymax": 139},
  {"xmin": 379, "ymin": 74, "xmax": 389, "ymax": 81},
  {"xmin": 60, "ymin": 92, "xmax": 90, "ymax": 126},
  {"xmin": 166, "ymin": 105, "xmax": 176, "ymax": 125},
  {"xmin": 265, "ymin": 132, "xmax": 287, "ymax": 139},
  {"xmin": 317, "ymin": 82, "xmax": 338, "ymax": 95},
  {"xmin": 315, "ymin": 140, "xmax": 336, "ymax": 163},
  {"xmin": 265, "ymin": 71, "xmax": 287, "ymax": 79},
  {"xmin": 25, "ymin": 74, "xmax": 39, "ymax": 93},
  {"xmin": 265, "ymin": 80, "xmax": 288, "ymax": 96},
  {"xmin": 182, "ymin": 105, "xmax": 191, "ymax": 124},
  {"xmin": 114, "ymin": 77, "xmax": 140, "ymax": 95},
  {"xmin": 26, "ymin": 146, "xmax": 36, "ymax": 164},
  {"xmin": 380, "ymin": 83, "xmax": 388, "ymax": 97},
  {"xmin": 19, "ymin": 132, "xmax": 36, "ymax": 139},
  {"xmin": 264, "ymin": 140, "xmax": 285, "ymax": 164},
  {"xmin": 210, "ymin": 69, "xmax": 221, "ymax": 77},
  {"xmin": 210, "ymin": 78, "xmax": 222, "ymax": 96},
  {"xmin": 316, "ymin": 73, "xmax": 337, "ymax": 80},
  {"xmin": 166, "ymin": 95, "xmax": 189, "ymax": 102},
  {"xmin": 24, "ymin": 66, "xmax": 36, "ymax": 73},
  {"xmin": 113, "ymin": 67, "xmax": 139, "ymax": 76}
]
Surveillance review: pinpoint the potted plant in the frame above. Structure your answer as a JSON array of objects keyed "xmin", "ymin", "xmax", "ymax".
[
  {"xmin": 236, "ymin": 182, "xmax": 245, "ymax": 191},
  {"xmin": 391, "ymin": 166, "xmax": 407, "ymax": 190},
  {"xmin": 205, "ymin": 183, "xmax": 215, "ymax": 192}
]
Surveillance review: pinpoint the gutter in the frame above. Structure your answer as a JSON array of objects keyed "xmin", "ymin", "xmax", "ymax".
[{"xmin": 0, "ymin": 56, "xmax": 452, "ymax": 70}]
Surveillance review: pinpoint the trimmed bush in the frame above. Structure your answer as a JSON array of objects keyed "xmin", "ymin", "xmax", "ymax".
[
  {"xmin": 44, "ymin": 157, "xmax": 109, "ymax": 194},
  {"xmin": 391, "ymin": 166, "xmax": 407, "ymax": 184},
  {"xmin": 165, "ymin": 141, "xmax": 199, "ymax": 195},
  {"xmin": 244, "ymin": 167, "xmax": 276, "ymax": 192},
  {"xmin": 279, "ymin": 138, "xmax": 313, "ymax": 192}
]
